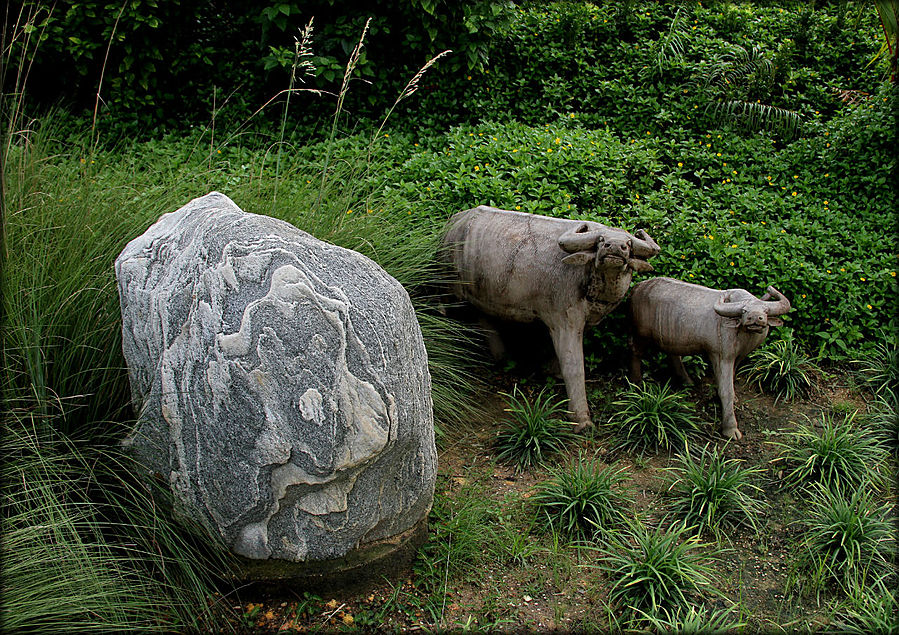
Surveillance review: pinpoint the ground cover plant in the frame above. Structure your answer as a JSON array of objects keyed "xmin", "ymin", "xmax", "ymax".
[{"xmin": 3, "ymin": 1, "xmax": 898, "ymax": 632}]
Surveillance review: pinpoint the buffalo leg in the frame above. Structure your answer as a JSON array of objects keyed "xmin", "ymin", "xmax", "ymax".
[
  {"xmin": 711, "ymin": 355, "xmax": 742, "ymax": 441},
  {"xmin": 628, "ymin": 335, "xmax": 647, "ymax": 384},
  {"xmin": 548, "ymin": 323, "xmax": 590, "ymax": 432},
  {"xmin": 669, "ymin": 355, "xmax": 694, "ymax": 387}
]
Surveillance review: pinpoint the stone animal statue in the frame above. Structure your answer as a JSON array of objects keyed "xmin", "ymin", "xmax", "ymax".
[
  {"xmin": 441, "ymin": 206, "xmax": 660, "ymax": 432},
  {"xmin": 627, "ymin": 276, "xmax": 792, "ymax": 440}
]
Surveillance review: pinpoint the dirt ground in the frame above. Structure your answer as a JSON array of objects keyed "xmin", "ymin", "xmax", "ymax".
[{"xmin": 214, "ymin": 363, "xmax": 886, "ymax": 633}]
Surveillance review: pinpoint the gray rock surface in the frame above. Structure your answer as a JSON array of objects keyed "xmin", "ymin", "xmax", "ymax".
[{"xmin": 115, "ymin": 192, "xmax": 436, "ymax": 564}]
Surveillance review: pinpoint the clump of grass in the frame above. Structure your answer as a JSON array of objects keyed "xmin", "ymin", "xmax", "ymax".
[
  {"xmin": 606, "ymin": 381, "xmax": 703, "ymax": 454},
  {"xmin": 773, "ymin": 411, "xmax": 889, "ymax": 491},
  {"xmin": 635, "ymin": 603, "xmax": 747, "ymax": 634},
  {"xmin": 830, "ymin": 575, "xmax": 899, "ymax": 633},
  {"xmin": 593, "ymin": 519, "xmax": 721, "ymax": 621},
  {"xmin": 494, "ymin": 385, "xmax": 575, "ymax": 472},
  {"xmin": 791, "ymin": 482, "xmax": 894, "ymax": 593},
  {"xmin": 664, "ymin": 442, "xmax": 767, "ymax": 538},
  {"xmin": 856, "ymin": 339, "xmax": 899, "ymax": 396},
  {"xmin": 863, "ymin": 387, "xmax": 899, "ymax": 455},
  {"xmin": 532, "ymin": 453, "xmax": 631, "ymax": 539},
  {"xmin": 744, "ymin": 334, "xmax": 817, "ymax": 403}
]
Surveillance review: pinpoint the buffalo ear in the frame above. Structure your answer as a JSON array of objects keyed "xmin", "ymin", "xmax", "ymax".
[
  {"xmin": 562, "ymin": 252, "xmax": 594, "ymax": 266},
  {"xmin": 768, "ymin": 316, "xmax": 784, "ymax": 327},
  {"xmin": 628, "ymin": 258, "xmax": 654, "ymax": 273}
]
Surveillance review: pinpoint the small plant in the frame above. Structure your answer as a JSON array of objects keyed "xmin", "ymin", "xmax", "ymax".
[
  {"xmin": 864, "ymin": 387, "xmax": 899, "ymax": 454},
  {"xmin": 636, "ymin": 603, "xmax": 747, "ymax": 633},
  {"xmin": 774, "ymin": 411, "xmax": 889, "ymax": 491},
  {"xmin": 791, "ymin": 482, "xmax": 894, "ymax": 593},
  {"xmin": 494, "ymin": 385, "xmax": 575, "ymax": 472},
  {"xmin": 414, "ymin": 476, "xmax": 500, "ymax": 594},
  {"xmin": 594, "ymin": 519, "xmax": 721, "ymax": 619},
  {"xmin": 606, "ymin": 381, "xmax": 703, "ymax": 453},
  {"xmin": 830, "ymin": 575, "xmax": 899, "ymax": 634},
  {"xmin": 856, "ymin": 339, "xmax": 899, "ymax": 396},
  {"xmin": 744, "ymin": 334, "xmax": 817, "ymax": 403},
  {"xmin": 665, "ymin": 442, "xmax": 767, "ymax": 538},
  {"xmin": 532, "ymin": 453, "xmax": 631, "ymax": 539}
]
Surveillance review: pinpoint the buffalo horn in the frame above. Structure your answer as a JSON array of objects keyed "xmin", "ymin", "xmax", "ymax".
[
  {"xmin": 761, "ymin": 286, "xmax": 791, "ymax": 315},
  {"xmin": 630, "ymin": 229, "xmax": 661, "ymax": 258},
  {"xmin": 558, "ymin": 223, "xmax": 604, "ymax": 253},
  {"xmin": 714, "ymin": 294, "xmax": 745, "ymax": 317}
]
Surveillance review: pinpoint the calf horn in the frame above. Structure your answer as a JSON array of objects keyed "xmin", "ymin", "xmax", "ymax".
[
  {"xmin": 558, "ymin": 223, "xmax": 605, "ymax": 253},
  {"xmin": 761, "ymin": 286, "xmax": 791, "ymax": 315}
]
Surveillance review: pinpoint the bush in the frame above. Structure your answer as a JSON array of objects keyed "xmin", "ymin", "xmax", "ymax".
[{"xmin": 532, "ymin": 453, "xmax": 631, "ymax": 539}]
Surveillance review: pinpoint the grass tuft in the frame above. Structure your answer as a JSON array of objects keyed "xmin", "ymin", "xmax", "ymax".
[
  {"xmin": 790, "ymin": 482, "xmax": 894, "ymax": 593},
  {"xmin": 606, "ymin": 381, "xmax": 703, "ymax": 454},
  {"xmin": 494, "ymin": 384, "xmax": 575, "ymax": 472},
  {"xmin": 774, "ymin": 411, "xmax": 889, "ymax": 491},
  {"xmin": 532, "ymin": 453, "xmax": 631, "ymax": 539},
  {"xmin": 664, "ymin": 442, "xmax": 767, "ymax": 538},
  {"xmin": 744, "ymin": 334, "xmax": 817, "ymax": 403},
  {"xmin": 593, "ymin": 519, "xmax": 721, "ymax": 621},
  {"xmin": 856, "ymin": 338, "xmax": 899, "ymax": 396}
]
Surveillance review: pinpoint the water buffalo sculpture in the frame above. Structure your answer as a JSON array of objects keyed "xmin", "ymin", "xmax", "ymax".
[
  {"xmin": 441, "ymin": 206, "xmax": 660, "ymax": 431},
  {"xmin": 628, "ymin": 276, "xmax": 792, "ymax": 440}
]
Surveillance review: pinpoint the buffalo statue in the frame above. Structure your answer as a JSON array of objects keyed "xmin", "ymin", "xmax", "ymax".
[
  {"xmin": 628, "ymin": 276, "xmax": 792, "ymax": 440},
  {"xmin": 441, "ymin": 206, "xmax": 660, "ymax": 431}
]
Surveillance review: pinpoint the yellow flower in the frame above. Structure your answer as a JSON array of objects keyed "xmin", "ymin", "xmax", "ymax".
[
  {"xmin": 547, "ymin": 148, "xmax": 553, "ymax": 153},
  {"xmin": 891, "ymin": 271, "xmax": 896, "ymax": 277},
  {"xmin": 689, "ymin": 273, "xmax": 694, "ymax": 277},
  {"xmin": 346, "ymin": 209, "xmax": 353, "ymax": 214},
  {"xmin": 802, "ymin": 294, "xmax": 807, "ymax": 298},
  {"xmin": 717, "ymin": 152, "xmax": 721, "ymax": 156},
  {"xmin": 840, "ymin": 268, "xmax": 845, "ymax": 272},
  {"xmin": 791, "ymin": 191, "xmax": 797, "ymax": 196},
  {"xmin": 824, "ymin": 201, "xmax": 828, "ymax": 205},
  {"xmin": 677, "ymin": 162, "xmax": 683, "ymax": 167},
  {"xmin": 867, "ymin": 304, "xmax": 873, "ymax": 309},
  {"xmin": 474, "ymin": 165, "xmax": 480, "ymax": 170},
  {"xmin": 824, "ymin": 173, "xmax": 829, "ymax": 177},
  {"xmin": 861, "ymin": 277, "xmax": 866, "ymax": 281},
  {"xmin": 730, "ymin": 261, "xmax": 734, "ymax": 266}
]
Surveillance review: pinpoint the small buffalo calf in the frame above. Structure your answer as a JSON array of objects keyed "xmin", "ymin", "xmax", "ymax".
[{"xmin": 628, "ymin": 276, "xmax": 791, "ymax": 440}]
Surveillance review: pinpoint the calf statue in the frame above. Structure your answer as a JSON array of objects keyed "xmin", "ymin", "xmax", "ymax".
[
  {"xmin": 441, "ymin": 206, "xmax": 661, "ymax": 432},
  {"xmin": 628, "ymin": 277, "xmax": 792, "ymax": 440}
]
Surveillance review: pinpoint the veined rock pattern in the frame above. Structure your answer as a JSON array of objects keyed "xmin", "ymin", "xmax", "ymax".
[{"xmin": 115, "ymin": 192, "xmax": 436, "ymax": 563}]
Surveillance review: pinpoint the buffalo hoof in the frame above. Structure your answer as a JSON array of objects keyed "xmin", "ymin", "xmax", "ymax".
[
  {"xmin": 573, "ymin": 420, "xmax": 593, "ymax": 434},
  {"xmin": 722, "ymin": 426, "xmax": 743, "ymax": 441}
]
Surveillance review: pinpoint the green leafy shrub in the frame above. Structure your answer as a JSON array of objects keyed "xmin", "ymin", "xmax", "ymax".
[
  {"xmin": 791, "ymin": 482, "xmax": 894, "ymax": 592},
  {"xmin": 744, "ymin": 331, "xmax": 818, "ymax": 402},
  {"xmin": 664, "ymin": 442, "xmax": 767, "ymax": 538},
  {"xmin": 594, "ymin": 520, "xmax": 721, "ymax": 619},
  {"xmin": 532, "ymin": 454, "xmax": 631, "ymax": 539},
  {"xmin": 606, "ymin": 382, "xmax": 704, "ymax": 453},
  {"xmin": 494, "ymin": 385, "xmax": 575, "ymax": 472},
  {"xmin": 774, "ymin": 412, "xmax": 889, "ymax": 491}
]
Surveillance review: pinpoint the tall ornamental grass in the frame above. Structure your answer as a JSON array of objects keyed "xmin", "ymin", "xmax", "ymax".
[{"xmin": 2, "ymin": 114, "xmax": 484, "ymax": 630}]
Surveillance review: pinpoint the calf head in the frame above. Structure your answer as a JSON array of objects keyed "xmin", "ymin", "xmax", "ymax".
[{"xmin": 714, "ymin": 286, "xmax": 792, "ymax": 332}]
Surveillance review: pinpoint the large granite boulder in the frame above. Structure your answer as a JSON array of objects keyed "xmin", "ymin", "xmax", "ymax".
[{"xmin": 115, "ymin": 192, "xmax": 436, "ymax": 572}]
